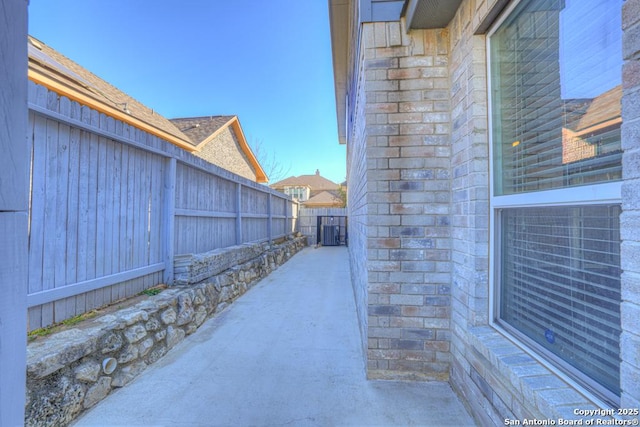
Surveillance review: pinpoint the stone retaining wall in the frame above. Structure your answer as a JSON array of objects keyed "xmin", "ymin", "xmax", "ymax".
[{"xmin": 25, "ymin": 236, "xmax": 305, "ymax": 427}]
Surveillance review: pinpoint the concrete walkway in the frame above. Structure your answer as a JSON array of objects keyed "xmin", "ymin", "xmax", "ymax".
[{"xmin": 73, "ymin": 246, "xmax": 476, "ymax": 427}]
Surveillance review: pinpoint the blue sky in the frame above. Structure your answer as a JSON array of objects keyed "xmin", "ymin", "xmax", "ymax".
[
  {"xmin": 559, "ymin": 0, "xmax": 622, "ymax": 99},
  {"xmin": 28, "ymin": 1, "xmax": 346, "ymax": 184}
]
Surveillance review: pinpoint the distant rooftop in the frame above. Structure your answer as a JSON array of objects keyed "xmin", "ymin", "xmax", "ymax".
[{"xmin": 271, "ymin": 170, "xmax": 339, "ymax": 191}]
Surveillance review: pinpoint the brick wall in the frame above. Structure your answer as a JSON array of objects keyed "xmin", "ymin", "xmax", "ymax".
[
  {"xmin": 347, "ymin": 24, "xmax": 371, "ymax": 357},
  {"xmin": 345, "ymin": 0, "xmax": 640, "ymax": 422},
  {"xmin": 195, "ymin": 127, "xmax": 256, "ymax": 182},
  {"xmin": 621, "ymin": 0, "xmax": 640, "ymax": 411},
  {"xmin": 445, "ymin": 0, "xmax": 640, "ymax": 424},
  {"xmin": 447, "ymin": 1, "xmax": 505, "ymax": 423},
  {"xmin": 348, "ymin": 19, "xmax": 453, "ymax": 380}
]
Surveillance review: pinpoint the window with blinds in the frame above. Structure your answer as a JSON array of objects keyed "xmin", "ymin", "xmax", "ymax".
[
  {"xmin": 488, "ymin": 0, "xmax": 623, "ymax": 404},
  {"xmin": 499, "ymin": 205, "xmax": 621, "ymax": 397},
  {"xmin": 490, "ymin": 0, "xmax": 622, "ymax": 196}
]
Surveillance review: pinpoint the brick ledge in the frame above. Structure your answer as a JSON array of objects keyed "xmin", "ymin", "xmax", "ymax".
[{"xmin": 465, "ymin": 326, "xmax": 614, "ymax": 421}]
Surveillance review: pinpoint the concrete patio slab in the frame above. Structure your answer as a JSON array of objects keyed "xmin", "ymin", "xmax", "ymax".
[{"xmin": 73, "ymin": 246, "xmax": 476, "ymax": 427}]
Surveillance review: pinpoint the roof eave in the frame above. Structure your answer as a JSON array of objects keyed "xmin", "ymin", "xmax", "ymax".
[
  {"xmin": 229, "ymin": 117, "xmax": 269, "ymax": 183},
  {"xmin": 27, "ymin": 67, "xmax": 195, "ymax": 151},
  {"xmin": 403, "ymin": 0, "xmax": 464, "ymax": 30},
  {"xmin": 328, "ymin": 0, "xmax": 349, "ymax": 145},
  {"xmin": 188, "ymin": 116, "xmax": 268, "ymax": 183}
]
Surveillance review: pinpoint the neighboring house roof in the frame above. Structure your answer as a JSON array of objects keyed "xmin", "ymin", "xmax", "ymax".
[
  {"xmin": 27, "ymin": 35, "xmax": 267, "ymax": 183},
  {"xmin": 561, "ymin": 85, "xmax": 622, "ymax": 165},
  {"xmin": 572, "ymin": 85, "xmax": 622, "ymax": 134},
  {"xmin": 171, "ymin": 116, "xmax": 236, "ymax": 147},
  {"xmin": 27, "ymin": 36, "xmax": 193, "ymax": 150},
  {"xmin": 302, "ymin": 191, "xmax": 344, "ymax": 207},
  {"xmin": 271, "ymin": 170, "xmax": 339, "ymax": 191},
  {"xmin": 170, "ymin": 116, "xmax": 268, "ymax": 183},
  {"xmin": 271, "ymin": 170, "xmax": 344, "ymax": 208}
]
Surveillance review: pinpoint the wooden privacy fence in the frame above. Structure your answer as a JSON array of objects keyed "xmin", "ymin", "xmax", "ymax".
[{"xmin": 26, "ymin": 83, "xmax": 298, "ymax": 331}]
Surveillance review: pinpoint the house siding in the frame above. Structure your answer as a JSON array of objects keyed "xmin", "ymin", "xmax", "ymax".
[
  {"xmin": 343, "ymin": 0, "xmax": 640, "ymax": 420},
  {"xmin": 195, "ymin": 127, "xmax": 256, "ymax": 182}
]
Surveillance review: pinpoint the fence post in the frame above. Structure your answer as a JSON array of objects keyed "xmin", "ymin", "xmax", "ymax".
[
  {"xmin": 163, "ymin": 157, "xmax": 176, "ymax": 284},
  {"xmin": 286, "ymin": 198, "xmax": 291, "ymax": 234},
  {"xmin": 267, "ymin": 193, "xmax": 272, "ymax": 244},
  {"xmin": 236, "ymin": 182, "xmax": 242, "ymax": 244},
  {"xmin": 0, "ymin": 1, "xmax": 28, "ymax": 424}
]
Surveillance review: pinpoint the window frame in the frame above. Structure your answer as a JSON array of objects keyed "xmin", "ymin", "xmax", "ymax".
[{"xmin": 486, "ymin": 0, "xmax": 623, "ymax": 406}]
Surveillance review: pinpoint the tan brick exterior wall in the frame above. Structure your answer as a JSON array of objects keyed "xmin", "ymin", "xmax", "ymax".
[
  {"xmin": 345, "ymin": 0, "xmax": 640, "ymax": 422},
  {"xmin": 348, "ymin": 20, "xmax": 453, "ymax": 380},
  {"xmin": 447, "ymin": 0, "xmax": 640, "ymax": 423}
]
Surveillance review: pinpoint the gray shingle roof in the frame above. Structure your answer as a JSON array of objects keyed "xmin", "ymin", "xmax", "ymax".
[
  {"xmin": 170, "ymin": 116, "xmax": 236, "ymax": 147},
  {"xmin": 28, "ymin": 36, "xmax": 191, "ymax": 144},
  {"xmin": 302, "ymin": 191, "xmax": 343, "ymax": 207},
  {"xmin": 271, "ymin": 171, "xmax": 339, "ymax": 191}
]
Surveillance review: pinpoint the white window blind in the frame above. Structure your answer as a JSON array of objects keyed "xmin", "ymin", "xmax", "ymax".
[
  {"xmin": 490, "ymin": 0, "xmax": 622, "ymax": 196},
  {"xmin": 499, "ymin": 205, "xmax": 621, "ymax": 396}
]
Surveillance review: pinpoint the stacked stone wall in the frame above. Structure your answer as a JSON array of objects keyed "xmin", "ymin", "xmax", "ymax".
[{"xmin": 25, "ymin": 236, "xmax": 305, "ymax": 427}]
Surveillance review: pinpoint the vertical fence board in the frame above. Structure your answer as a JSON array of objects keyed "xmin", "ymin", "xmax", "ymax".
[
  {"xmin": 28, "ymin": 111, "xmax": 45, "ymax": 329},
  {"xmin": 163, "ymin": 158, "xmax": 176, "ymax": 283},
  {"xmin": 111, "ymin": 137, "xmax": 123, "ymax": 300},
  {"xmin": 66, "ymin": 104, "xmax": 81, "ymax": 319},
  {"xmin": 74, "ymin": 107, "xmax": 91, "ymax": 315},
  {"xmin": 125, "ymin": 144, "xmax": 135, "ymax": 272},
  {"xmin": 132, "ymin": 146, "xmax": 144, "ymax": 293},
  {"xmin": 114, "ymin": 143, "xmax": 128, "ymax": 300},
  {"xmin": 150, "ymin": 154, "xmax": 162, "ymax": 264},
  {"xmin": 125, "ymin": 143, "xmax": 136, "ymax": 298},
  {"xmin": 95, "ymin": 120, "xmax": 108, "ymax": 308},
  {"xmin": 102, "ymin": 136, "xmax": 115, "ymax": 305},
  {"xmin": 86, "ymin": 109, "xmax": 100, "ymax": 310},
  {"xmin": 54, "ymin": 97, "xmax": 71, "ymax": 323},
  {"xmin": 41, "ymin": 115, "xmax": 60, "ymax": 327},
  {"xmin": 138, "ymin": 148, "xmax": 151, "ymax": 293}
]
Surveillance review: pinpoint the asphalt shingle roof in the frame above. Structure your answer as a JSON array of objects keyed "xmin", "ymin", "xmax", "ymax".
[
  {"xmin": 28, "ymin": 36, "xmax": 190, "ymax": 144},
  {"xmin": 271, "ymin": 171, "xmax": 339, "ymax": 191},
  {"xmin": 302, "ymin": 191, "xmax": 343, "ymax": 207},
  {"xmin": 573, "ymin": 85, "xmax": 621, "ymax": 132},
  {"xmin": 170, "ymin": 116, "xmax": 236, "ymax": 147}
]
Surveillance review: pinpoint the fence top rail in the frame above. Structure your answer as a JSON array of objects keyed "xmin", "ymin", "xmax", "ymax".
[{"xmin": 27, "ymin": 86, "xmax": 294, "ymax": 200}]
